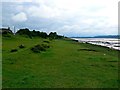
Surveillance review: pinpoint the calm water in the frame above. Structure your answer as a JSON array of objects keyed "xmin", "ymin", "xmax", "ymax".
[{"xmin": 71, "ymin": 38, "xmax": 120, "ymax": 50}]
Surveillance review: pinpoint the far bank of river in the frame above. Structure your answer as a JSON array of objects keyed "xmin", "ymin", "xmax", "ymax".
[{"xmin": 71, "ymin": 38, "xmax": 120, "ymax": 50}]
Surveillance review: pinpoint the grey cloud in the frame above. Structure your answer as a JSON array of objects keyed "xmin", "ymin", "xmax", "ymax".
[{"xmin": 2, "ymin": 1, "xmax": 118, "ymax": 37}]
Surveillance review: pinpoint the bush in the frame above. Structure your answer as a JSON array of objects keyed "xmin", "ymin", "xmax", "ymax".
[
  {"xmin": 49, "ymin": 37, "xmax": 53, "ymax": 41},
  {"xmin": 49, "ymin": 32, "xmax": 57, "ymax": 39},
  {"xmin": 39, "ymin": 32, "xmax": 48, "ymax": 38},
  {"xmin": 31, "ymin": 44, "xmax": 50, "ymax": 53},
  {"xmin": 43, "ymin": 40, "xmax": 50, "ymax": 43},
  {"xmin": 2, "ymin": 32, "xmax": 12, "ymax": 37},
  {"xmin": 16, "ymin": 28, "xmax": 32, "ymax": 38},
  {"xmin": 11, "ymin": 49, "xmax": 18, "ymax": 52},
  {"xmin": 41, "ymin": 43, "xmax": 50, "ymax": 48},
  {"xmin": 31, "ymin": 44, "xmax": 46, "ymax": 53},
  {"xmin": 19, "ymin": 44, "xmax": 25, "ymax": 48}
]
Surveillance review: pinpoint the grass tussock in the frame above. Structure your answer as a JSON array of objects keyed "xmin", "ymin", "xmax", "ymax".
[
  {"xmin": 77, "ymin": 48, "xmax": 97, "ymax": 52},
  {"xmin": 31, "ymin": 44, "xmax": 50, "ymax": 53},
  {"xmin": 19, "ymin": 44, "xmax": 25, "ymax": 49},
  {"xmin": 10, "ymin": 49, "xmax": 18, "ymax": 52}
]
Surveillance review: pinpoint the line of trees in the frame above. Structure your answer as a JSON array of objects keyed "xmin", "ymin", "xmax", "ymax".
[{"xmin": 15, "ymin": 28, "xmax": 64, "ymax": 39}]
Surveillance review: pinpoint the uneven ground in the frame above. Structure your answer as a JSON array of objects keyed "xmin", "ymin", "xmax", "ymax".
[{"xmin": 2, "ymin": 35, "xmax": 119, "ymax": 88}]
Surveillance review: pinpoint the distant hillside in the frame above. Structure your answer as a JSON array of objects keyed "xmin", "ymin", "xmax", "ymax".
[
  {"xmin": 94, "ymin": 35, "xmax": 120, "ymax": 38},
  {"xmin": 71, "ymin": 35, "xmax": 120, "ymax": 38}
]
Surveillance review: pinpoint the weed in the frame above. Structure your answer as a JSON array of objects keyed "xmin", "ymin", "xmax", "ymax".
[
  {"xmin": 19, "ymin": 44, "xmax": 25, "ymax": 48},
  {"xmin": 10, "ymin": 49, "xmax": 18, "ymax": 52},
  {"xmin": 31, "ymin": 44, "xmax": 46, "ymax": 53},
  {"xmin": 43, "ymin": 40, "xmax": 50, "ymax": 43}
]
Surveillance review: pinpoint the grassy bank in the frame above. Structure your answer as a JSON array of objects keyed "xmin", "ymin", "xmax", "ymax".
[{"xmin": 2, "ymin": 35, "xmax": 119, "ymax": 88}]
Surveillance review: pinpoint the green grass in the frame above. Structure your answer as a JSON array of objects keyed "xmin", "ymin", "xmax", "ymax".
[{"xmin": 2, "ymin": 35, "xmax": 119, "ymax": 88}]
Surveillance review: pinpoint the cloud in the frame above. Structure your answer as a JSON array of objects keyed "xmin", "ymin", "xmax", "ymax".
[
  {"xmin": 27, "ymin": 5, "xmax": 61, "ymax": 18},
  {"xmin": 2, "ymin": 0, "xmax": 32, "ymax": 2},
  {"xmin": 15, "ymin": 5, "xmax": 24, "ymax": 12},
  {"xmin": 12, "ymin": 12, "xmax": 27, "ymax": 22}
]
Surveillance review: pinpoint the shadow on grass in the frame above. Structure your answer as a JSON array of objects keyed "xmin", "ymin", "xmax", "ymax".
[{"xmin": 77, "ymin": 49, "xmax": 98, "ymax": 52}]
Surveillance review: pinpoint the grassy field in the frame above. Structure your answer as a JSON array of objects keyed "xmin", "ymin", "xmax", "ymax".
[{"xmin": 2, "ymin": 35, "xmax": 119, "ymax": 88}]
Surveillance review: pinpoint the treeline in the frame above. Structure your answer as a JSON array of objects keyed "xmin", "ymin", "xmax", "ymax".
[{"xmin": 2, "ymin": 28, "xmax": 64, "ymax": 39}]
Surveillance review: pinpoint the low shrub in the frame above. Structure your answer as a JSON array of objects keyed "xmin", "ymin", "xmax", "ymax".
[
  {"xmin": 19, "ymin": 44, "xmax": 25, "ymax": 48},
  {"xmin": 11, "ymin": 49, "xmax": 18, "ymax": 52},
  {"xmin": 77, "ymin": 49, "xmax": 97, "ymax": 52},
  {"xmin": 43, "ymin": 40, "xmax": 50, "ymax": 43},
  {"xmin": 31, "ymin": 44, "xmax": 46, "ymax": 53},
  {"xmin": 31, "ymin": 44, "xmax": 50, "ymax": 53},
  {"xmin": 41, "ymin": 43, "xmax": 50, "ymax": 48},
  {"xmin": 49, "ymin": 38, "xmax": 53, "ymax": 41},
  {"xmin": 2, "ymin": 33, "xmax": 12, "ymax": 37}
]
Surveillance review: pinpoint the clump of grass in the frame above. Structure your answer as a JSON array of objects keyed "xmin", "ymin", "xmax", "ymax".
[
  {"xmin": 2, "ymin": 32, "xmax": 12, "ymax": 37},
  {"xmin": 41, "ymin": 43, "xmax": 50, "ymax": 48},
  {"xmin": 43, "ymin": 40, "xmax": 50, "ymax": 43},
  {"xmin": 10, "ymin": 49, "xmax": 18, "ymax": 52},
  {"xmin": 31, "ymin": 44, "xmax": 50, "ymax": 53},
  {"xmin": 31, "ymin": 45, "xmax": 45, "ymax": 53},
  {"xmin": 10, "ymin": 62, "xmax": 14, "ymax": 64},
  {"xmin": 19, "ymin": 44, "xmax": 25, "ymax": 49},
  {"xmin": 77, "ymin": 48, "xmax": 97, "ymax": 52},
  {"xmin": 107, "ymin": 61, "xmax": 118, "ymax": 62}
]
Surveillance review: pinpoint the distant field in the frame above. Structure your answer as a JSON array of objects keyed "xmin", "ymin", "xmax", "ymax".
[{"xmin": 2, "ymin": 35, "xmax": 119, "ymax": 88}]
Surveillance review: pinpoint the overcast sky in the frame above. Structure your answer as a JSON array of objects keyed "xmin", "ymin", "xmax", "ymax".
[{"xmin": 1, "ymin": 0, "xmax": 119, "ymax": 37}]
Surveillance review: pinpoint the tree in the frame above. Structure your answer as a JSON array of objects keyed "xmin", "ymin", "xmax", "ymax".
[
  {"xmin": 31, "ymin": 30, "xmax": 48, "ymax": 38},
  {"xmin": 39, "ymin": 32, "xmax": 48, "ymax": 38},
  {"xmin": 16, "ymin": 28, "xmax": 32, "ymax": 38},
  {"xmin": 49, "ymin": 32, "xmax": 57, "ymax": 39}
]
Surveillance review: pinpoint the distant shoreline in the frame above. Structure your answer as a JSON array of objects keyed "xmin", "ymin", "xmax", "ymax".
[
  {"xmin": 70, "ymin": 37, "xmax": 119, "ymax": 39},
  {"xmin": 71, "ymin": 38, "xmax": 120, "ymax": 51},
  {"xmin": 70, "ymin": 35, "xmax": 120, "ymax": 39}
]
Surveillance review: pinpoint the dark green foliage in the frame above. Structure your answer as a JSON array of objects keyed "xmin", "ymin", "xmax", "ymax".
[
  {"xmin": 2, "ymin": 32, "xmax": 12, "ymax": 37},
  {"xmin": 49, "ymin": 32, "xmax": 57, "ymax": 39},
  {"xmin": 1, "ymin": 28, "xmax": 13, "ymax": 34},
  {"xmin": 57, "ymin": 35, "xmax": 64, "ymax": 39},
  {"xmin": 43, "ymin": 40, "xmax": 50, "ymax": 43},
  {"xmin": 16, "ymin": 28, "xmax": 64, "ymax": 39},
  {"xmin": 16, "ymin": 28, "xmax": 31, "ymax": 36},
  {"xmin": 16, "ymin": 29, "xmax": 48, "ymax": 39},
  {"xmin": 31, "ymin": 44, "xmax": 50, "ymax": 53},
  {"xmin": 77, "ymin": 49, "xmax": 97, "ymax": 52},
  {"xmin": 31, "ymin": 30, "xmax": 40, "ymax": 37},
  {"xmin": 41, "ymin": 43, "xmax": 50, "ymax": 48},
  {"xmin": 10, "ymin": 49, "xmax": 18, "ymax": 52},
  {"xmin": 31, "ymin": 30, "xmax": 37, "ymax": 37},
  {"xmin": 49, "ymin": 32, "xmax": 64, "ymax": 39},
  {"xmin": 2, "ymin": 28, "xmax": 13, "ymax": 37},
  {"xmin": 2, "ymin": 31, "xmax": 8, "ymax": 35},
  {"xmin": 31, "ymin": 44, "xmax": 45, "ymax": 53},
  {"xmin": 49, "ymin": 37, "xmax": 53, "ymax": 41},
  {"xmin": 39, "ymin": 32, "xmax": 48, "ymax": 38},
  {"xmin": 31, "ymin": 46, "xmax": 41, "ymax": 53},
  {"xmin": 16, "ymin": 28, "xmax": 32, "ymax": 38},
  {"xmin": 19, "ymin": 44, "xmax": 25, "ymax": 49}
]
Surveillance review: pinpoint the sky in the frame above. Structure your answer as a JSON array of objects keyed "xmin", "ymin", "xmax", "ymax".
[{"xmin": 1, "ymin": 0, "xmax": 119, "ymax": 37}]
